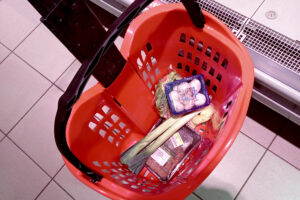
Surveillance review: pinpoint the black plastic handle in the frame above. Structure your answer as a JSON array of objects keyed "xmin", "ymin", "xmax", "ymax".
[{"xmin": 55, "ymin": 0, "xmax": 206, "ymax": 182}]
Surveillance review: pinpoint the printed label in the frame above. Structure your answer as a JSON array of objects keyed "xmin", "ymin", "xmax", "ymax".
[
  {"xmin": 151, "ymin": 147, "xmax": 171, "ymax": 166},
  {"xmin": 170, "ymin": 132, "xmax": 184, "ymax": 148}
]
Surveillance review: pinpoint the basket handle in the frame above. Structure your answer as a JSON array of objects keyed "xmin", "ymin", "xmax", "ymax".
[{"xmin": 55, "ymin": 0, "xmax": 206, "ymax": 183}]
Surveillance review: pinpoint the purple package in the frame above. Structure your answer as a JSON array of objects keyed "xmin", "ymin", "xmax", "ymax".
[{"xmin": 165, "ymin": 74, "xmax": 210, "ymax": 115}]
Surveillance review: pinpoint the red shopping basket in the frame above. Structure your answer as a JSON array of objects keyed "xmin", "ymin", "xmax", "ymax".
[{"xmin": 54, "ymin": 0, "xmax": 254, "ymax": 199}]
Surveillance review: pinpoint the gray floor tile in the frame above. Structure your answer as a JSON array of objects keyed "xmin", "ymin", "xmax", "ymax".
[
  {"xmin": 194, "ymin": 133, "xmax": 265, "ymax": 200},
  {"xmin": 252, "ymin": 0, "xmax": 300, "ymax": 40},
  {"xmin": 15, "ymin": 24, "xmax": 75, "ymax": 82},
  {"xmin": 0, "ymin": 54, "xmax": 51, "ymax": 133},
  {"xmin": 241, "ymin": 116, "xmax": 276, "ymax": 148},
  {"xmin": 0, "ymin": 43, "xmax": 10, "ymax": 63},
  {"xmin": 9, "ymin": 86, "xmax": 64, "ymax": 177},
  {"xmin": 236, "ymin": 151, "xmax": 300, "ymax": 200},
  {"xmin": 0, "ymin": 138, "xmax": 50, "ymax": 200},
  {"xmin": 0, "ymin": 0, "xmax": 40, "ymax": 49},
  {"xmin": 215, "ymin": 0, "xmax": 264, "ymax": 17},
  {"xmin": 37, "ymin": 181, "xmax": 73, "ymax": 200}
]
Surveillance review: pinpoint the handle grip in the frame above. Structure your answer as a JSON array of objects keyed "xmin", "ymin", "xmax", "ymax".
[{"xmin": 55, "ymin": 0, "xmax": 206, "ymax": 182}]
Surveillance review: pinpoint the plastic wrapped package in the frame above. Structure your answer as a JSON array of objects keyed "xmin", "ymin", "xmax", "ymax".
[{"xmin": 146, "ymin": 126, "xmax": 201, "ymax": 181}]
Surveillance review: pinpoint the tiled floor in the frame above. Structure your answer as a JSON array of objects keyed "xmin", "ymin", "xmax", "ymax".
[{"xmin": 0, "ymin": 0, "xmax": 299, "ymax": 200}]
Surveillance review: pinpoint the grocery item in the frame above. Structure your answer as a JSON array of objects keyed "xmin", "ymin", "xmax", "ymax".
[
  {"xmin": 146, "ymin": 125, "xmax": 201, "ymax": 181},
  {"xmin": 165, "ymin": 74, "xmax": 210, "ymax": 115}
]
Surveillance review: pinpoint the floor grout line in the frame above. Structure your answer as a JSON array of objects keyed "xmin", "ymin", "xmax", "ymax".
[
  {"xmin": 268, "ymin": 150, "xmax": 300, "ymax": 171},
  {"xmin": 6, "ymin": 136, "xmax": 53, "ymax": 178},
  {"xmin": 239, "ymin": 131, "xmax": 268, "ymax": 149},
  {"xmin": 234, "ymin": 148, "xmax": 268, "ymax": 199},
  {"xmin": 192, "ymin": 192, "xmax": 203, "ymax": 200},
  {"xmin": 34, "ymin": 164, "xmax": 75, "ymax": 200},
  {"xmin": 13, "ymin": 52, "xmax": 56, "ymax": 84},
  {"xmin": 250, "ymin": 0, "xmax": 266, "ymax": 19},
  {"xmin": 5, "ymin": 84, "xmax": 53, "ymax": 135},
  {"xmin": 0, "ymin": 22, "xmax": 41, "ymax": 65},
  {"xmin": 52, "ymin": 166, "xmax": 77, "ymax": 200}
]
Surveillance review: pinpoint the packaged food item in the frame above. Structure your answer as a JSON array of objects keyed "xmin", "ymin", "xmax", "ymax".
[
  {"xmin": 146, "ymin": 125, "xmax": 201, "ymax": 181},
  {"xmin": 165, "ymin": 74, "xmax": 210, "ymax": 115},
  {"xmin": 155, "ymin": 71, "xmax": 182, "ymax": 118}
]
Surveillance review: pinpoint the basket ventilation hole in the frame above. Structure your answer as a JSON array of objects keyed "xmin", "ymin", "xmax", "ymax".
[
  {"xmin": 119, "ymin": 122, "xmax": 126, "ymax": 129},
  {"xmin": 194, "ymin": 56, "xmax": 200, "ymax": 66},
  {"xmin": 201, "ymin": 61, "xmax": 208, "ymax": 71},
  {"xmin": 144, "ymin": 170, "xmax": 149, "ymax": 177},
  {"xmin": 125, "ymin": 128, "xmax": 130, "ymax": 134},
  {"xmin": 141, "ymin": 50, "xmax": 146, "ymax": 61},
  {"xmin": 112, "ymin": 162, "xmax": 118, "ymax": 167},
  {"xmin": 205, "ymin": 79, "xmax": 211, "ymax": 87},
  {"xmin": 180, "ymin": 33, "xmax": 186, "ymax": 42},
  {"xmin": 104, "ymin": 121, "xmax": 113, "ymax": 129},
  {"xmin": 177, "ymin": 62, "xmax": 183, "ymax": 69},
  {"xmin": 116, "ymin": 141, "xmax": 119, "ymax": 147},
  {"xmin": 224, "ymin": 111, "xmax": 228, "ymax": 118},
  {"xmin": 197, "ymin": 42, "xmax": 203, "ymax": 52},
  {"xmin": 216, "ymin": 73, "xmax": 222, "ymax": 82},
  {"xmin": 205, "ymin": 47, "xmax": 212, "ymax": 57},
  {"xmin": 108, "ymin": 136, "xmax": 114, "ymax": 143},
  {"xmin": 187, "ymin": 168, "xmax": 194, "ymax": 175},
  {"xmin": 128, "ymin": 178, "xmax": 134, "ymax": 182},
  {"xmin": 192, "ymin": 69, "xmax": 197, "ymax": 75},
  {"xmin": 142, "ymin": 189, "xmax": 151, "ymax": 192},
  {"xmin": 147, "ymin": 81, "xmax": 152, "ymax": 89},
  {"xmin": 101, "ymin": 169, "xmax": 109, "ymax": 173},
  {"xmin": 178, "ymin": 49, "xmax": 184, "ymax": 57},
  {"xmin": 94, "ymin": 113, "xmax": 103, "ymax": 121},
  {"xmin": 111, "ymin": 169, "xmax": 118, "ymax": 172},
  {"xmin": 185, "ymin": 65, "xmax": 190, "ymax": 72},
  {"xmin": 146, "ymin": 62, "xmax": 151, "ymax": 72},
  {"xmin": 103, "ymin": 161, "xmax": 110, "ymax": 167},
  {"xmin": 111, "ymin": 114, "xmax": 119, "ymax": 123},
  {"xmin": 221, "ymin": 59, "xmax": 228, "ymax": 69},
  {"xmin": 142, "ymin": 70, "xmax": 148, "ymax": 80},
  {"xmin": 151, "ymin": 75, "xmax": 155, "ymax": 83},
  {"xmin": 212, "ymin": 85, "xmax": 217, "ymax": 93},
  {"xmin": 102, "ymin": 105, "xmax": 110, "ymax": 114},
  {"xmin": 213, "ymin": 52, "xmax": 220, "ymax": 63},
  {"xmin": 199, "ymin": 128, "xmax": 204, "ymax": 133},
  {"xmin": 120, "ymin": 135, "xmax": 125, "ymax": 139},
  {"xmin": 226, "ymin": 101, "xmax": 232, "ymax": 109},
  {"xmin": 118, "ymin": 168, "xmax": 124, "ymax": 172},
  {"xmin": 88, "ymin": 122, "xmax": 96, "ymax": 130},
  {"xmin": 131, "ymin": 185, "xmax": 139, "ymax": 189},
  {"xmin": 146, "ymin": 43, "xmax": 152, "ymax": 52},
  {"xmin": 195, "ymin": 159, "xmax": 202, "ymax": 165},
  {"xmin": 111, "ymin": 175, "xmax": 119, "ymax": 179},
  {"xmin": 189, "ymin": 37, "xmax": 195, "ymax": 47},
  {"xmin": 151, "ymin": 56, "xmax": 157, "ymax": 65},
  {"xmin": 209, "ymin": 67, "xmax": 215, "ymax": 76},
  {"xmin": 113, "ymin": 128, "xmax": 120, "ymax": 135},
  {"xmin": 155, "ymin": 68, "xmax": 160, "ymax": 76},
  {"xmin": 147, "ymin": 186, "xmax": 155, "ymax": 189},
  {"xmin": 121, "ymin": 180, "xmax": 129, "ymax": 184},
  {"xmin": 187, "ymin": 52, "xmax": 192, "ymax": 60},
  {"xmin": 99, "ymin": 129, "xmax": 106, "ymax": 137},
  {"xmin": 92, "ymin": 161, "xmax": 101, "ymax": 167},
  {"xmin": 137, "ymin": 58, "xmax": 143, "ymax": 69}
]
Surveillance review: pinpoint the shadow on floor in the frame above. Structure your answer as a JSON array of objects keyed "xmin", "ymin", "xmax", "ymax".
[{"xmin": 195, "ymin": 187, "xmax": 234, "ymax": 200}]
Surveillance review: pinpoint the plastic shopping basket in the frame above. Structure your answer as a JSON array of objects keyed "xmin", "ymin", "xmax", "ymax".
[{"xmin": 54, "ymin": 0, "xmax": 254, "ymax": 199}]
